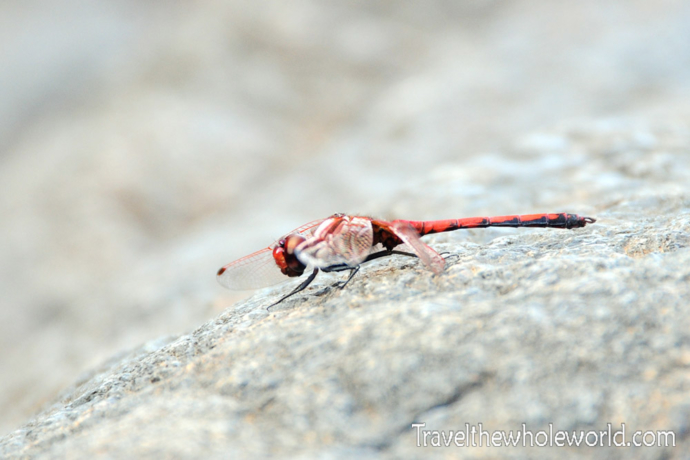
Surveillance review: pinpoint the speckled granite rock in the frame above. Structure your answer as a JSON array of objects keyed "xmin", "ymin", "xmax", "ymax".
[
  {"xmin": 2, "ymin": 119, "xmax": 689, "ymax": 458},
  {"xmin": 4, "ymin": 0, "xmax": 690, "ymax": 443}
]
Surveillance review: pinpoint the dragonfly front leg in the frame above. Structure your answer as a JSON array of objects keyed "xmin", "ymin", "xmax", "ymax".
[{"xmin": 267, "ymin": 268, "xmax": 319, "ymax": 311}]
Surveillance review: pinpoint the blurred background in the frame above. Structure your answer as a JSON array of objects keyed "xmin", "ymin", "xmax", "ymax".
[{"xmin": 1, "ymin": 0, "xmax": 689, "ymax": 435}]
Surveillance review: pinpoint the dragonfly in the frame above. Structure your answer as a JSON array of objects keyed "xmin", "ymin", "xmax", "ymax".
[{"xmin": 217, "ymin": 212, "xmax": 596, "ymax": 308}]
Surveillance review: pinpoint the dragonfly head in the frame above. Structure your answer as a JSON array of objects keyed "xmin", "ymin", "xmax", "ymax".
[{"xmin": 273, "ymin": 234, "xmax": 307, "ymax": 277}]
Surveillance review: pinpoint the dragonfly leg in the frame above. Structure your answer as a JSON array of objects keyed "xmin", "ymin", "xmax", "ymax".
[
  {"xmin": 438, "ymin": 251, "xmax": 459, "ymax": 262},
  {"xmin": 336, "ymin": 265, "xmax": 360, "ymax": 290},
  {"xmin": 321, "ymin": 263, "xmax": 360, "ymax": 289},
  {"xmin": 318, "ymin": 250, "xmax": 420, "ymax": 293},
  {"xmin": 364, "ymin": 249, "xmax": 417, "ymax": 263},
  {"xmin": 336, "ymin": 250, "xmax": 419, "ymax": 289},
  {"xmin": 267, "ymin": 268, "xmax": 319, "ymax": 311}
]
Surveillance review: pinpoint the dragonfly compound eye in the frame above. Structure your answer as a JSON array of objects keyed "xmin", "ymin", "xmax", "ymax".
[
  {"xmin": 284, "ymin": 234, "xmax": 306, "ymax": 255},
  {"xmin": 273, "ymin": 235, "xmax": 307, "ymax": 277},
  {"xmin": 272, "ymin": 245, "xmax": 288, "ymax": 271}
]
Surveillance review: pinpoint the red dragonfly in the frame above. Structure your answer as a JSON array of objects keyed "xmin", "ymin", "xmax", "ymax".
[{"xmin": 217, "ymin": 213, "xmax": 596, "ymax": 308}]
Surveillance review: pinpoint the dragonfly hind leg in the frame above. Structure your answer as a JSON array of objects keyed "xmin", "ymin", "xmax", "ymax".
[
  {"xmin": 321, "ymin": 264, "xmax": 360, "ymax": 290},
  {"xmin": 326, "ymin": 250, "xmax": 420, "ymax": 290},
  {"xmin": 438, "ymin": 251, "xmax": 459, "ymax": 262},
  {"xmin": 336, "ymin": 266, "xmax": 360, "ymax": 290},
  {"xmin": 297, "ymin": 249, "xmax": 422, "ymax": 302},
  {"xmin": 364, "ymin": 249, "xmax": 417, "ymax": 263}
]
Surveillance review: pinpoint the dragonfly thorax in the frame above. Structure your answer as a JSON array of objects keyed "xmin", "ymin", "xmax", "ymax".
[{"xmin": 272, "ymin": 234, "xmax": 307, "ymax": 277}]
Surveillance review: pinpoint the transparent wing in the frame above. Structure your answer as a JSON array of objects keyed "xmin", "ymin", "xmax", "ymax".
[
  {"xmin": 268, "ymin": 217, "xmax": 327, "ymax": 246},
  {"xmin": 295, "ymin": 216, "xmax": 373, "ymax": 268},
  {"xmin": 217, "ymin": 217, "xmax": 328, "ymax": 290},
  {"xmin": 390, "ymin": 221, "xmax": 445, "ymax": 274},
  {"xmin": 217, "ymin": 247, "xmax": 288, "ymax": 290}
]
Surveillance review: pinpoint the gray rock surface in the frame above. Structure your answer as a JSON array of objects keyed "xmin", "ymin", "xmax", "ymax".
[
  {"xmin": 3, "ymin": 119, "xmax": 690, "ymax": 458},
  {"xmin": 2, "ymin": 1, "xmax": 690, "ymax": 458}
]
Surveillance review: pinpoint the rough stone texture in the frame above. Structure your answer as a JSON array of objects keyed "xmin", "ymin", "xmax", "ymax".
[
  {"xmin": 3, "ymin": 119, "xmax": 690, "ymax": 458},
  {"xmin": 2, "ymin": 1, "xmax": 690, "ymax": 458}
]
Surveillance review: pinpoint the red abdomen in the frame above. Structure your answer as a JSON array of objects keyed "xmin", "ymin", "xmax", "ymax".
[{"xmin": 399, "ymin": 213, "xmax": 595, "ymax": 236}]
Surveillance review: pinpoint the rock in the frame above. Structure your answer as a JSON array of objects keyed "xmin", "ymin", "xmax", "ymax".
[
  {"xmin": 2, "ymin": 118, "xmax": 689, "ymax": 458},
  {"xmin": 3, "ymin": 1, "xmax": 690, "ymax": 457}
]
